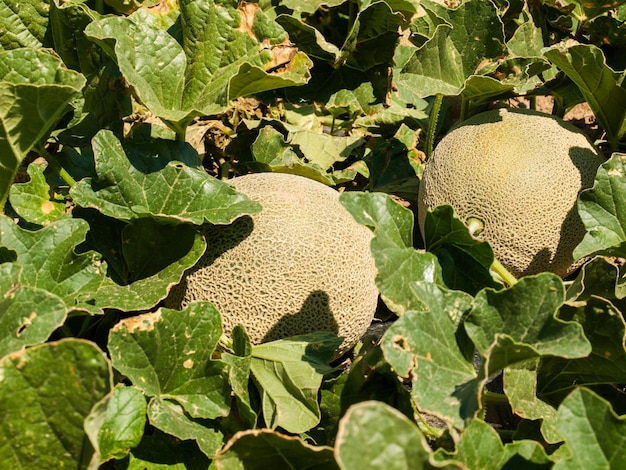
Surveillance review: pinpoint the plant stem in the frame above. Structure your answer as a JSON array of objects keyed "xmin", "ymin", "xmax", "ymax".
[
  {"xmin": 491, "ymin": 258, "xmax": 518, "ymax": 286},
  {"xmin": 483, "ymin": 390, "xmax": 511, "ymax": 405},
  {"xmin": 38, "ymin": 144, "xmax": 77, "ymax": 188},
  {"xmin": 425, "ymin": 93, "xmax": 444, "ymax": 160}
]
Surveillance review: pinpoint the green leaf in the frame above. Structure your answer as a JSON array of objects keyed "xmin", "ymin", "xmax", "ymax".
[
  {"xmin": 574, "ymin": 153, "xmax": 626, "ymax": 260},
  {"xmin": 340, "ymin": 191, "xmax": 443, "ymax": 315},
  {"xmin": 250, "ymin": 332, "xmax": 342, "ymax": 434},
  {"xmin": 9, "ymin": 161, "xmax": 68, "ymax": 225},
  {"xmin": 0, "ymin": 263, "xmax": 67, "ymax": 357},
  {"xmin": 466, "ymin": 274, "xmax": 591, "ymax": 375},
  {"xmin": 108, "ymin": 302, "xmax": 231, "ymax": 420},
  {"xmin": 0, "ymin": 48, "xmax": 85, "ymax": 208},
  {"xmin": 423, "ymin": 205, "xmax": 498, "ymax": 295},
  {"xmin": 147, "ymin": 398, "xmax": 224, "ymax": 458},
  {"xmin": 504, "ymin": 359, "xmax": 561, "ymax": 443},
  {"xmin": 0, "ymin": 339, "xmax": 112, "ymax": 468},
  {"xmin": 381, "ymin": 282, "xmax": 479, "ymax": 429},
  {"xmin": 0, "ymin": 0, "xmax": 50, "ymax": 51},
  {"xmin": 86, "ymin": 385, "xmax": 147, "ymax": 463},
  {"xmin": 339, "ymin": 191, "xmax": 413, "ymax": 250},
  {"xmin": 544, "ymin": 44, "xmax": 626, "ymax": 147},
  {"xmin": 289, "ymin": 130, "xmax": 364, "ymax": 172},
  {"xmin": 84, "ymin": 3, "xmax": 308, "ymax": 134},
  {"xmin": 399, "ymin": 0, "xmax": 506, "ymax": 98},
  {"xmin": 553, "ymin": 388, "xmax": 626, "ymax": 470},
  {"xmin": 538, "ymin": 296, "xmax": 626, "ymax": 405},
  {"xmin": 221, "ymin": 325, "xmax": 257, "ymax": 429},
  {"xmin": 71, "ymin": 130, "xmax": 261, "ymax": 224},
  {"xmin": 0, "ymin": 215, "xmax": 206, "ymax": 314},
  {"xmin": 566, "ymin": 256, "xmax": 626, "ymax": 303},
  {"xmin": 335, "ymin": 401, "xmax": 460, "ymax": 470},
  {"xmin": 215, "ymin": 429, "xmax": 338, "ymax": 470}
]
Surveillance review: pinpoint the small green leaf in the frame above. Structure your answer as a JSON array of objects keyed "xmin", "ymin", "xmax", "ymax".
[
  {"xmin": 250, "ymin": 332, "xmax": 341, "ymax": 434},
  {"xmin": 9, "ymin": 162, "xmax": 68, "ymax": 225},
  {"xmin": 147, "ymin": 398, "xmax": 224, "ymax": 458},
  {"xmin": 86, "ymin": 385, "xmax": 147, "ymax": 463},
  {"xmin": 335, "ymin": 401, "xmax": 460, "ymax": 470},
  {"xmin": 215, "ymin": 429, "xmax": 338, "ymax": 470},
  {"xmin": 544, "ymin": 44, "xmax": 626, "ymax": 147},
  {"xmin": 222, "ymin": 325, "xmax": 257, "ymax": 429},
  {"xmin": 381, "ymin": 282, "xmax": 479, "ymax": 429},
  {"xmin": 0, "ymin": 263, "xmax": 67, "ymax": 357},
  {"xmin": 289, "ymin": 130, "xmax": 364, "ymax": 172},
  {"xmin": 466, "ymin": 274, "xmax": 591, "ymax": 375},
  {"xmin": 71, "ymin": 130, "xmax": 261, "ymax": 224},
  {"xmin": 108, "ymin": 302, "xmax": 231, "ymax": 420},
  {"xmin": 553, "ymin": 388, "xmax": 626, "ymax": 470},
  {"xmin": 0, "ymin": 48, "xmax": 85, "ymax": 207},
  {"xmin": 0, "ymin": 339, "xmax": 112, "ymax": 468},
  {"xmin": 574, "ymin": 153, "xmax": 626, "ymax": 260}
]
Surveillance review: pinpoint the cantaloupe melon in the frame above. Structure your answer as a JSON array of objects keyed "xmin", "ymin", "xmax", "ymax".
[
  {"xmin": 417, "ymin": 107, "xmax": 604, "ymax": 278},
  {"xmin": 167, "ymin": 172, "xmax": 379, "ymax": 356}
]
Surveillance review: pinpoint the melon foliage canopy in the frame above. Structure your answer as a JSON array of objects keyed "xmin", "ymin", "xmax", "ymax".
[
  {"xmin": 418, "ymin": 108, "xmax": 605, "ymax": 278},
  {"xmin": 167, "ymin": 172, "xmax": 379, "ymax": 356}
]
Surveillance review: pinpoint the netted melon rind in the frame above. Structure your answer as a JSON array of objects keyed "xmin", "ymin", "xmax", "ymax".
[
  {"xmin": 417, "ymin": 108, "xmax": 604, "ymax": 278},
  {"xmin": 166, "ymin": 172, "xmax": 379, "ymax": 356}
]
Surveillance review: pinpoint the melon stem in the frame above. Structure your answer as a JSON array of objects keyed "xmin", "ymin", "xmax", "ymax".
[{"xmin": 491, "ymin": 258, "xmax": 518, "ymax": 287}]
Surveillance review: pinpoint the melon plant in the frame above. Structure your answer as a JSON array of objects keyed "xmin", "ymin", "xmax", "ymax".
[
  {"xmin": 167, "ymin": 172, "xmax": 379, "ymax": 355},
  {"xmin": 418, "ymin": 108, "xmax": 605, "ymax": 278}
]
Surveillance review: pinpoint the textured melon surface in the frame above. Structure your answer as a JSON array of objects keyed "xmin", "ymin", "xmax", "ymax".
[
  {"xmin": 418, "ymin": 108, "xmax": 604, "ymax": 278},
  {"xmin": 167, "ymin": 172, "xmax": 379, "ymax": 355}
]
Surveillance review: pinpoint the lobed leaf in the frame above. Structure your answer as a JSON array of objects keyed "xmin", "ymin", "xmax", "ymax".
[
  {"xmin": 466, "ymin": 273, "xmax": 591, "ymax": 375},
  {"xmin": 71, "ymin": 130, "xmax": 261, "ymax": 224},
  {"xmin": 108, "ymin": 302, "xmax": 231, "ymax": 420},
  {"xmin": 250, "ymin": 332, "xmax": 341, "ymax": 434},
  {"xmin": 574, "ymin": 153, "xmax": 626, "ymax": 260},
  {"xmin": 381, "ymin": 282, "xmax": 479, "ymax": 429},
  {"xmin": 0, "ymin": 0, "xmax": 49, "ymax": 51}
]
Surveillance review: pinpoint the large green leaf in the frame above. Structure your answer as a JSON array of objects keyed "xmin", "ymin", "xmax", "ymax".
[
  {"xmin": 398, "ymin": 0, "xmax": 506, "ymax": 98},
  {"xmin": 553, "ymin": 388, "xmax": 626, "ymax": 469},
  {"xmin": 250, "ymin": 332, "xmax": 341, "ymax": 434},
  {"xmin": 71, "ymin": 130, "xmax": 261, "ymax": 224},
  {"xmin": 335, "ymin": 401, "xmax": 461, "ymax": 470},
  {"xmin": 0, "ymin": 339, "xmax": 112, "ymax": 468},
  {"xmin": 0, "ymin": 263, "xmax": 67, "ymax": 357},
  {"xmin": 215, "ymin": 429, "xmax": 338, "ymax": 470},
  {"xmin": 574, "ymin": 153, "xmax": 626, "ymax": 260},
  {"xmin": 0, "ymin": 48, "xmax": 85, "ymax": 208},
  {"xmin": 0, "ymin": 0, "xmax": 49, "ymax": 51},
  {"xmin": 544, "ymin": 44, "xmax": 626, "ymax": 147},
  {"xmin": 466, "ymin": 274, "xmax": 591, "ymax": 375},
  {"xmin": 0, "ymin": 215, "xmax": 206, "ymax": 314},
  {"xmin": 108, "ymin": 302, "xmax": 231, "ymax": 420},
  {"xmin": 84, "ymin": 2, "xmax": 310, "ymax": 135},
  {"xmin": 381, "ymin": 282, "xmax": 479, "ymax": 429}
]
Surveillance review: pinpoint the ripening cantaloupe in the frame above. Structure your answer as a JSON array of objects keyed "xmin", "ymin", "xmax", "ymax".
[
  {"xmin": 417, "ymin": 107, "xmax": 604, "ymax": 278},
  {"xmin": 166, "ymin": 172, "xmax": 379, "ymax": 356}
]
